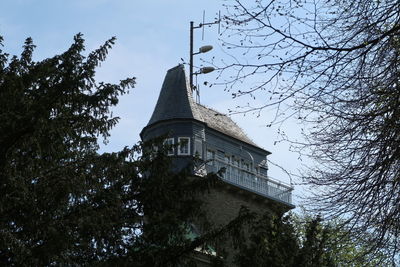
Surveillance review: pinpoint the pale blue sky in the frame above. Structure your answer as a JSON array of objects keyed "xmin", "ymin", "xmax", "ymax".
[{"xmin": 0, "ymin": 0, "xmax": 305, "ymax": 202}]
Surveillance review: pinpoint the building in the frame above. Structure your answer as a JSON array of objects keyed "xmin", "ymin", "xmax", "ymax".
[{"xmin": 140, "ymin": 64, "xmax": 294, "ymax": 265}]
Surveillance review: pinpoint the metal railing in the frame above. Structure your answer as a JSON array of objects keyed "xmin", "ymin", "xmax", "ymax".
[{"xmin": 206, "ymin": 158, "xmax": 293, "ymax": 205}]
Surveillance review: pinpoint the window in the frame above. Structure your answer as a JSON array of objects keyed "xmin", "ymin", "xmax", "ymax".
[
  {"xmin": 232, "ymin": 157, "xmax": 240, "ymax": 179},
  {"xmin": 206, "ymin": 149, "xmax": 215, "ymax": 166},
  {"xmin": 259, "ymin": 166, "xmax": 268, "ymax": 177},
  {"xmin": 178, "ymin": 137, "xmax": 190, "ymax": 155},
  {"xmin": 242, "ymin": 161, "xmax": 250, "ymax": 171},
  {"xmin": 194, "ymin": 138, "xmax": 203, "ymax": 157},
  {"xmin": 216, "ymin": 150, "xmax": 225, "ymax": 161},
  {"xmin": 224, "ymin": 155, "xmax": 231, "ymax": 178},
  {"xmin": 224, "ymin": 155, "xmax": 230, "ymax": 164},
  {"xmin": 163, "ymin": 138, "xmax": 174, "ymax": 156},
  {"xmin": 242, "ymin": 160, "xmax": 251, "ymax": 179},
  {"xmin": 149, "ymin": 144, "xmax": 159, "ymax": 159},
  {"xmin": 232, "ymin": 157, "xmax": 240, "ymax": 167}
]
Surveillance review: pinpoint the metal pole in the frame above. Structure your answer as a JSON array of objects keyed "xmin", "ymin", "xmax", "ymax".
[{"xmin": 189, "ymin": 21, "xmax": 194, "ymax": 91}]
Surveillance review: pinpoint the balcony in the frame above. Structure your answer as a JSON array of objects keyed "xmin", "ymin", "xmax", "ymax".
[{"xmin": 205, "ymin": 158, "xmax": 293, "ymax": 206}]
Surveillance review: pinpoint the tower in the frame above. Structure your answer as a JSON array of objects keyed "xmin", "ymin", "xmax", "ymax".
[{"xmin": 140, "ymin": 64, "xmax": 294, "ymax": 265}]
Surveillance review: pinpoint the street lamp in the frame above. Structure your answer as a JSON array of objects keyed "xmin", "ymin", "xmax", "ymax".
[
  {"xmin": 189, "ymin": 12, "xmax": 220, "ymax": 103},
  {"xmin": 189, "ymin": 12, "xmax": 220, "ymax": 90},
  {"xmin": 189, "ymin": 22, "xmax": 216, "ymax": 92}
]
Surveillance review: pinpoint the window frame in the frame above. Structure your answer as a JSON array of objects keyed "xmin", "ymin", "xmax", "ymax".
[
  {"xmin": 206, "ymin": 149, "xmax": 215, "ymax": 166},
  {"xmin": 163, "ymin": 138, "xmax": 175, "ymax": 156},
  {"xmin": 177, "ymin": 137, "xmax": 191, "ymax": 156}
]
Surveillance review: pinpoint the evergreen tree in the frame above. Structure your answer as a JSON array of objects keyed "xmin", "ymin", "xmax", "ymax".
[
  {"xmin": 0, "ymin": 34, "xmax": 138, "ymax": 265},
  {"xmin": 0, "ymin": 35, "xmax": 249, "ymax": 266}
]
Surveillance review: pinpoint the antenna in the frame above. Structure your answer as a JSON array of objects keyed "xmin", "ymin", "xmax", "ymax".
[
  {"xmin": 218, "ymin": 11, "xmax": 221, "ymax": 35},
  {"xmin": 189, "ymin": 11, "xmax": 221, "ymax": 104},
  {"xmin": 202, "ymin": 10, "xmax": 205, "ymax": 40}
]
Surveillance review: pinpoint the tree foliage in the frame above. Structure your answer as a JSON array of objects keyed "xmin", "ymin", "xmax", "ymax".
[
  {"xmin": 0, "ymin": 34, "xmax": 138, "ymax": 265},
  {"xmin": 219, "ymin": 0, "xmax": 400, "ymax": 258},
  {"xmin": 234, "ymin": 212, "xmax": 392, "ymax": 267},
  {"xmin": 0, "ymin": 35, "xmax": 238, "ymax": 266}
]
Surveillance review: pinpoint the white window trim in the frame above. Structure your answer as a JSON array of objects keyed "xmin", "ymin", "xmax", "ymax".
[
  {"xmin": 177, "ymin": 137, "xmax": 190, "ymax": 156},
  {"xmin": 164, "ymin": 138, "xmax": 174, "ymax": 156}
]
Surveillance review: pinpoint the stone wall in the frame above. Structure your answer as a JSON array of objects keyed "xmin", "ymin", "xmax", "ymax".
[{"xmin": 194, "ymin": 181, "xmax": 291, "ymax": 266}]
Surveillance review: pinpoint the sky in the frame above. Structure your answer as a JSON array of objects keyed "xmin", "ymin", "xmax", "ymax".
[{"xmin": 0, "ymin": 0, "xmax": 306, "ymax": 203}]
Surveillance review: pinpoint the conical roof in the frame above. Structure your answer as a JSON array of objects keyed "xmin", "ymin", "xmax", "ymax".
[{"xmin": 147, "ymin": 64, "xmax": 202, "ymax": 125}]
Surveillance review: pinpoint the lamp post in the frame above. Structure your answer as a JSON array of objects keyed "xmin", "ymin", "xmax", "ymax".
[
  {"xmin": 190, "ymin": 22, "xmax": 215, "ymax": 91},
  {"xmin": 189, "ymin": 14, "xmax": 220, "ymax": 97}
]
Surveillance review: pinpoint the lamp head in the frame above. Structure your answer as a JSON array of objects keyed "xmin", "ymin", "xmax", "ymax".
[
  {"xmin": 200, "ymin": 66, "xmax": 215, "ymax": 74},
  {"xmin": 199, "ymin": 45, "xmax": 213, "ymax": 53}
]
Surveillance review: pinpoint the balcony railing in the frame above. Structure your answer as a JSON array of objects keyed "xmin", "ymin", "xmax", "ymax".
[{"xmin": 206, "ymin": 159, "xmax": 293, "ymax": 205}]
